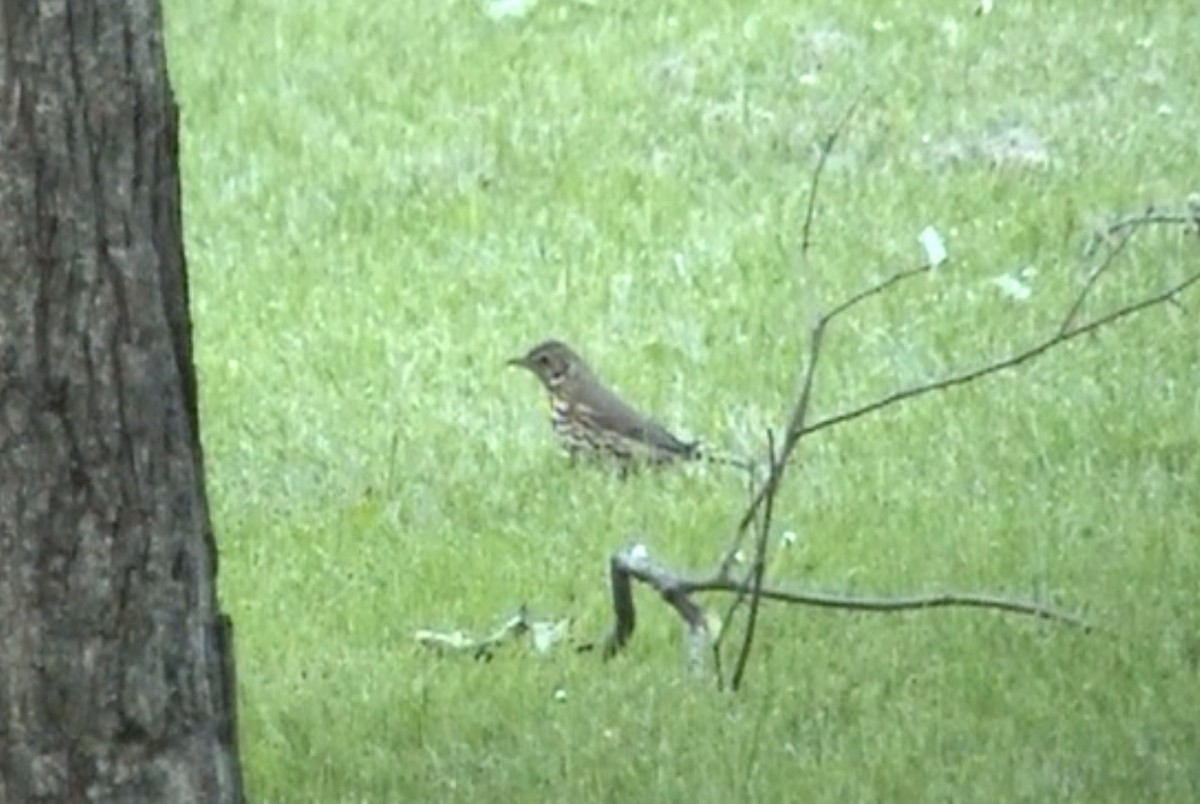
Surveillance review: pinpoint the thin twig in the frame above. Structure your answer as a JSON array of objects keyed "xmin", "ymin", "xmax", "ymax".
[
  {"xmin": 1083, "ymin": 210, "xmax": 1194, "ymax": 257},
  {"xmin": 801, "ymin": 268, "xmax": 1200, "ymax": 440},
  {"xmin": 824, "ymin": 261, "xmax": 938, "ymax": 321},
  {"xmin": 718, "ymin": 261, "xmax": 935, "ymax": 576},
  {"xmin": 800, "ymin": 94, "xmax": 864, "ymax": 257},
  {"xmin": 1060, "ymin": 212, "xmax": 1141, "ymax": 335},
  {"xmin": 730, "ymin": 431, "xmax": 778, "ymax": 691},
  {"xmin": 680, "ymin": 576, "xmax": 1088, "ymax": 628}
]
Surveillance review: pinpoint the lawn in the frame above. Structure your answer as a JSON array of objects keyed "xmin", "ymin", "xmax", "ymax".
[{"xmin": 166, "ymin": 0, "xmax": 1200, "ymax": 800}]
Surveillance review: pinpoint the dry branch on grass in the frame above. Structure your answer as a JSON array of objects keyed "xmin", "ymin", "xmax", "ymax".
[{"xmin": 600, "ymin": 540, "xmax": 1092, "ymax": 675}]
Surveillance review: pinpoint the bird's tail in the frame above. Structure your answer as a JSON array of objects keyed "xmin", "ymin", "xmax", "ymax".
[{"xmin": 689, "ymin": 442, "xmax": 758, "ymax": 476}]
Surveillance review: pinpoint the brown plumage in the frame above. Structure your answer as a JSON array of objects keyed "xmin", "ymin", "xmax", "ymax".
[{"xmin": 507, "ymin": 339, "xmax": 701, "ymax": 466}]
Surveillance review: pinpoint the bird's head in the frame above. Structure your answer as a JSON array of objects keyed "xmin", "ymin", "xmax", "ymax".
[{"xmin": 507, "ymin": 339, "xmax": 586, "ymax": 391}]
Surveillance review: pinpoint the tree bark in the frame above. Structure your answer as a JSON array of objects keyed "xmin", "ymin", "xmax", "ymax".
[{"xmin": 0, "ymin": 1, "xmax": 243, "ymax": 801}]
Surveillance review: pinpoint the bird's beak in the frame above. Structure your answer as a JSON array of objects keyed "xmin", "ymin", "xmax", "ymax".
[{"xmin": 506, "ymin": 356, "xmax": 528, "ymax": 369}]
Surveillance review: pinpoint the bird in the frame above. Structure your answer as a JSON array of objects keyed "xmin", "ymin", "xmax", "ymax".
[{"xmin": 507, "ymin": 338, "xmax": 744, "ymax": 472}]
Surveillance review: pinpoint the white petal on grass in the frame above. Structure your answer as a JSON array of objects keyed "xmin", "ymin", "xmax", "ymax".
[
  {"xmin": 531, "ymin": 618, "xmax": 571, "ymax": 653},
  {"xmin": 483, "ymin": 0, "xmax": 538, "ymax": 21},
  {"xmin": 992, "ymin": 272, "xmax": 1033, "ymax": 301},
  {"xmin": 918, "ymin": 225, "xmax": 948, "ymax": 267}
]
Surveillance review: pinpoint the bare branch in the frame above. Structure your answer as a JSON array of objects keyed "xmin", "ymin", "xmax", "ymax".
[
  {"xmin": 1060, "ymin": 210, "xmax": 1141, "ymax": 335},
  {"xmin": 800, "ymin": 94, "xmax": 864, "ymax": 256},
  {"xmin": 1083, "ymin": 209, "xmax": 1197, "ymax": 257},
  {"xmin": 601, "ymin": 543, "xmax": 1090, "ymax": 663},
  {"xmin": 824, "ymin": 261, "xmax": 939, "ymax": 321},
  {"xmin": 802, "ymin": 266, "xmax": 1200, "ymax": 440},
  {"xmin": 730, "ymin": 431, "xmax": 778, "ymax": 691},
  {"xmin": 604, "ymin": 549, "xmax": 637, "ymax": 656},
  {"xmin": 603, "ymin": 543, "xmax": 709, "ymax": 673},
  {"xmin": 696, "ymin": 208, "xmax": 1191, "ymax": 680},
  {"xmin": 719, "ymin": 96, "xmax": 896, "ymax": 581},
  {"xmin": 723, "ymin": 213, "xmax": 1198, "ymax": 570},
  {"xmin": 718, "ymin": 260, "xmax": 935, "ymax": 576},
  {"xmin": 680, "ymin": 575, "xmax": 1089, "ymax": 629}
]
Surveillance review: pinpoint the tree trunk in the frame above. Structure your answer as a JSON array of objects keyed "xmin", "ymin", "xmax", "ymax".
[{"xmin": 0, "ymin": 1, "xmax": 244, "ymax": 801}]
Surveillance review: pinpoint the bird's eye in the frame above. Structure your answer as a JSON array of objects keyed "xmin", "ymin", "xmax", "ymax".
[{"xmin": 537, "ymin": 355, "xmax": 551, "ymax": 367}]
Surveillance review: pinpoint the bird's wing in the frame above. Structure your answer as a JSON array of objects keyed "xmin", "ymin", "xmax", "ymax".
[{"xmin": 578, "ymin": 382, "xmax": 696, "ymax": 457}]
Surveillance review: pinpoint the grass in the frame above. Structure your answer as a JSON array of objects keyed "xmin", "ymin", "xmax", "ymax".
[{"xmin": 167, "ymin": 0, "xmax": 1200, "ymax": 800}]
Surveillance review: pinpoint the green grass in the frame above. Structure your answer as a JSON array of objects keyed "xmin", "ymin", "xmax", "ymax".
[{"xmin": 167, "ymin": 0, "xmax": 1200, "ymax": 800}]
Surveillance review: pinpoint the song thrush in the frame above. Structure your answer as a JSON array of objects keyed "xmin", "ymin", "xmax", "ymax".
[{"xmin": 507, "ymin": 339, "xmax": 702, "ymax": 467}]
